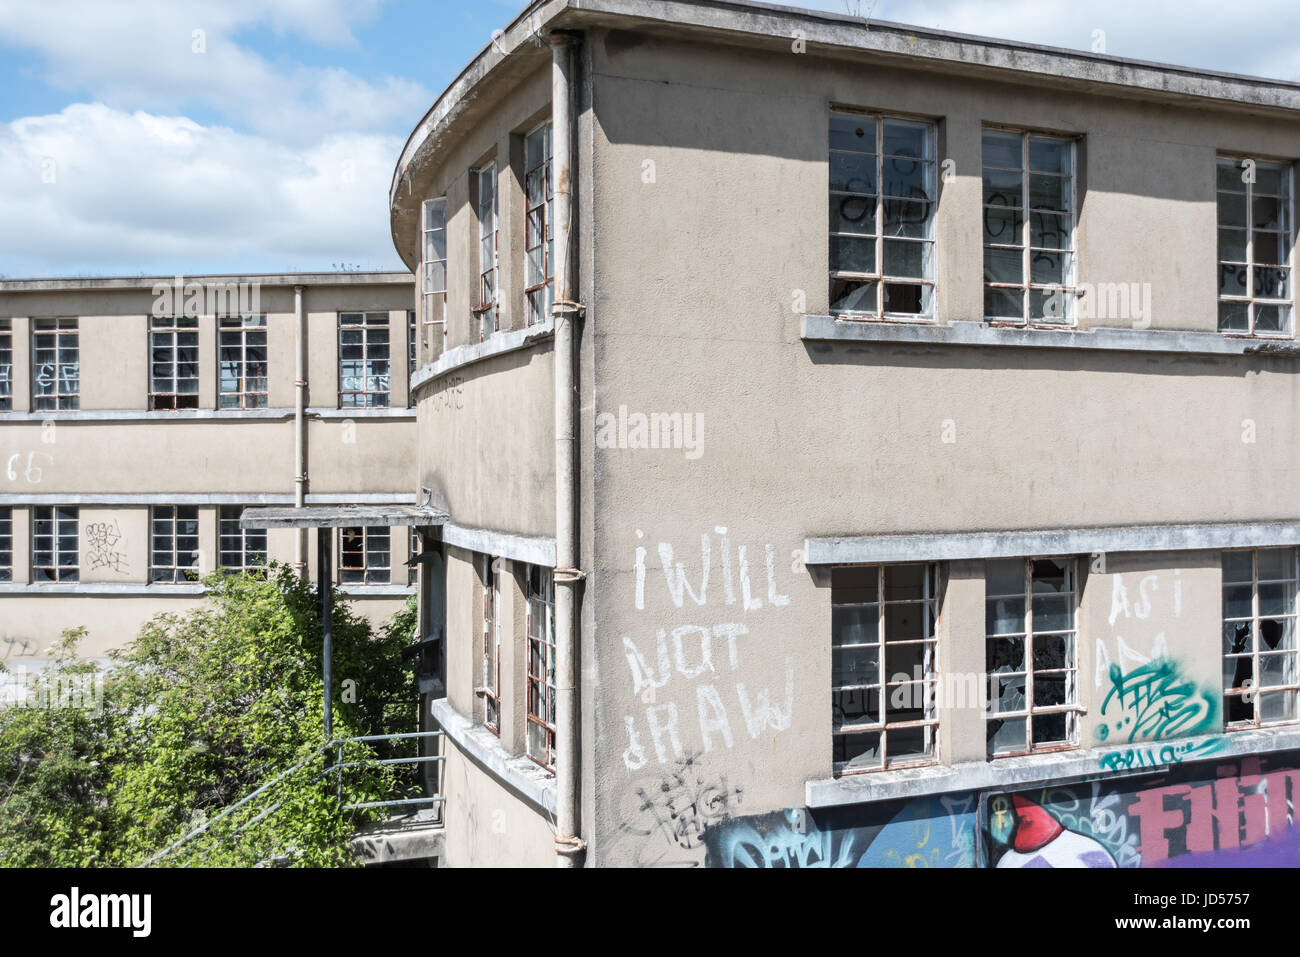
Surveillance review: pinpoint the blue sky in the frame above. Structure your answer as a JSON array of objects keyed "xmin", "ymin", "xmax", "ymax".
[{"xmin": 0, "ymin": 0, "xmax": 1297, "ymax": 278}]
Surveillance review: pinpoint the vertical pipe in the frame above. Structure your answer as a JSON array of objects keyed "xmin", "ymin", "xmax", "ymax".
[
  {"xmin": 319, "ymin": 526, "xmax": 333, "ymax": 742},
  {"xmin": 294, "ymin": 284, "xmax": 308, "ymax": 575},
  {"xmin": 550, "ymin": 30, "xmax": 583, "ymax": 867}
]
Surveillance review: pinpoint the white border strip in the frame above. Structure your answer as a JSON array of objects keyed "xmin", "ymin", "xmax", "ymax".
[
  {"xmin": 430, "ymin": 697, "xmax": 556, "ymax": 815},
  {"xmin": 802, "ymin": 314, "xmax": 1300, "ymax": 356},
  {"xmin": 411, "ymin": 319, "xmax": 554, "ymax": 393},
  {"xmin": 0, "ymin": 493, "xmax": 417, "ymax": 506},
  {"xmin": 806, "ymin": 520, "xmax": 1300, "ymax": 565},
  {"xmin": 0, "ymin": 407, "xmax": 415, "ymax": 423},
  {"xmin": 440, "ymin": 522, "xmax": 556, "ymax": 567}
]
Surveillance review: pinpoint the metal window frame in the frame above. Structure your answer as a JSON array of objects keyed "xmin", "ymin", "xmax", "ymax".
[
  {"xmin": 337, "ymin": 311, "xmax": 391, "ymax": 409},
  {"xmin": 149, "ymin": 315, "xmax": 201, "ymax": 410},
  {"xmin": 0, "ymin": 318, "xmax": 11, "ymax": 412},
  {"xmin": 523, "ymin": 122, "xmax": 554, "ymax": 328},
  {"xmin": 474, "ymin": 162, "xmax": 500, "ymax": 341},
  {"xmin": 1222, "ymin": 546, "xmax": 1300, "ymax": 728},
  {"xmin": 421, "ymin": 197, "xmax": 448, "ymax": 358},
  {"xmin": 831, "ymin": 562, "xmax": 941, "ymax": 776},
  {"xmin": 217, "ymin": 314, "xmax": 268, "ymax": 410},
  {"xmin": 338, "ymin": 524, "xmax": 391, "ymax": 585},
  {"xmin": 1216, "ymin": 155, "xmax": 1296, "ymax": 339},
  {"xmin": 829, "ymin": 109, "xmax": 939, "ymax": 322},
  {"xmin": 217, "ymin": 504, "xmax": 267, "ymax": 574},
  {"xmin": 150, "ymin": 505, "xmax": 200, "ymax": 584},
  {"xmin": 406, "ymin": 310, "xmax": 418, "ymax": 407},
  {"xmin": 31, "ymin": 317, "xmax": 79, "ymax": 412},
  {"xmin": 984, "ymin": 556, "xmax": 1082, "ymax": 758},
  {"xmin": 476, "ymin": 553, "xmax": 503, "ymax": 736},
  {"xmin": 32, "ymin": 505, "xmax": 78, "ymax": 583},
  {"xmin": 982, "ymin": 126, "xmax": 1079, "ymax": 327},
  {"xmin": 0, "ymin": 506, "xmax": 11, "ymax": 582},
  {"xmin": 525, "ymin": 564, "xmax": 557, "ymax": 770}
]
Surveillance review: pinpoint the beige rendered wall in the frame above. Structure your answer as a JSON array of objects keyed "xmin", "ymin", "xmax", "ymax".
[
  {"xmin": 579, "ymin": 32, "xmax": 1298, "ymax": 863},
  {"xmin": 439, "ymin": 742, "xmax": 557, "ymax": 868}
]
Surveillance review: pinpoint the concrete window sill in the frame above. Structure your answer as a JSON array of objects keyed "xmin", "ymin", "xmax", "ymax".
[
  {"xmin": 429, "ymin": 697, "xmax": 556, "ymax": 815},
  {"xmin": 802, "ymin": 313, "xmax": 1300, "ymax": 357},
  {"xmin": 805, "ymin": 724, "xmax": 1300, "ymax": 808}
]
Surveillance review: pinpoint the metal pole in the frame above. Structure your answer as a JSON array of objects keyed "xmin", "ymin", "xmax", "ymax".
[
  {"xmin": 550, "ymin": 30, "xmax": 584, "ymax": 868},
  {"xmin": 318, "ymin": 526, "xmax": 333, "ymax": 742},
  {"xmin": 293, "ymin": 284, "xmax": 308, "ymax": 576}
]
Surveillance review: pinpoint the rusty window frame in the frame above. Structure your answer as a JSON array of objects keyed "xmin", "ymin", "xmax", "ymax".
[
  {"xmin": 338, "ymin": 312, "xmax": 390, "ymax": 409},
  {"xmin": 31, "ymin": 317, "xmax": 79, "ymax": 412},
  {"xmin": 524, "ymin": 123, "xmax": 554, "ymax": 327},
  {"xmin": 0, "ymin": 506, "xmax": 11, "ymax": 582},
  {"xmin": 217, "ymin": 314, "xmax": 268, "ymax": 409},
  {"xmin": 474, "ymin": 163, "xmax": 500, "ymax": 340},
  {"xmin": 32, "ymin": 505, "xmax": 78, "ymax": 583},
  {"xmin": 406, "ymin": 310, "xmax": 418, "ymax": 408},
  {"xmin": 218, "ymin": 505, "xmax": 266, "ymax": 574},
  {"xmin": 982, "ymin": 128, "xmax": 1077, "ymax": 327},
  {"xmin": 476, "ymin": 554, "xmax": 503, "ymax": 735},
  {"xmin": 0, "ymin": 319, "xmax": 11, "ymax": 412},
  {"xmin": 525, "ymin": 564, "xmax": 556, "ymax": 770},
  {"xmin": 985, "ymin": 557, "xmax": 1081, "ymax": 757},
  {"xmin": 406, "ymin": 525, "xmax": 419, "ymax": 585},
  {"xmin": 1222, "ymin": 547, "xmax": 1299, "ymax": 728},
  {"xmin": 149, "ymin": 315, "xmax": 200, "ymax": 410},
  {"xmin": 150, "ymin": 505, "xmax": 200, "ymax": 583},
  {"xmin": 829, "ymin": 110, "xmax": 938, "ymax": 321},
  {"xmin": 1217, "ymin": 157, "xmax": 1294, "ymax": 338},
  {"xmin": 339, "ymin": 525, "xmax": 390, "ymax": 585},
  {"xmin": 831, "ymin": 562, "xmax": 940, "ymax": 775}
]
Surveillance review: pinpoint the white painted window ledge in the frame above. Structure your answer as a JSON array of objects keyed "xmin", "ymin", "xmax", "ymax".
[{"xmin": 429, "ymin": 697, "xmax": 556, "ymax": 815}]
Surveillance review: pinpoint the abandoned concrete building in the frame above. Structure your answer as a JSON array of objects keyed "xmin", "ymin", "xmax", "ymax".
[
  {"xmin": 388, "ymin": 0, "xmax": 1300, "ymax": 868},
  {"xmin": 0, "ymin": 273, "xmax": 419, "ymax": 669}
]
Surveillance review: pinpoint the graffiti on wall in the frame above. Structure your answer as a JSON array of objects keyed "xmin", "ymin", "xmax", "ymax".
[
  {"xmin": 983, "ymin": 752, "xmax": 1300, "ymax": 868},
  {"xmin": 619, "ymin": 528, "xmax": 794, "ymax": 772},
  {"xmin": 1096, "ymin": 658, "xmax": 1219, "ymax": 745},
  {"xmin": 612, "ymin": 752, "xmax": 745, "ymax": 867},
  {"xmin": 85, "ymin": 520, "xmax": 128, "ymax": 574},
  {"xmin": 702, "ymin": 795, "xmax": 977, "ymax": 868}
]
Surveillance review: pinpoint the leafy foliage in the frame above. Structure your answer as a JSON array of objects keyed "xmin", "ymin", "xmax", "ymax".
[{"xmin": 0, "ymin": 565, "xmax": 418, "ymax": 867}]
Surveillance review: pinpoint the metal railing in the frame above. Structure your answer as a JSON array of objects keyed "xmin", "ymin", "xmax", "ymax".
[{"xmin": 145, "ymin": 730, "xmax": 444, "ymax": 867}]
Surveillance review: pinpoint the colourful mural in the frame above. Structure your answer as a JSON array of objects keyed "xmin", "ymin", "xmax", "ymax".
[{"xmin": 696, "ymin": 750, "xmax": 1300, "ymax": 868}]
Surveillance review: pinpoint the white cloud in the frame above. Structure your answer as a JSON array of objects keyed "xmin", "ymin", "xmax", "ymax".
[
  {"xmin": 0, "ymin": 0, "xmax": 430, "ymax": 141},
  {"xmin": 0, "ymin": 103, "xmax": 403, "ymax": 276},
  {"xmin": 798, "ymin": 0, "xmax": 1300, "ymax": 82}
]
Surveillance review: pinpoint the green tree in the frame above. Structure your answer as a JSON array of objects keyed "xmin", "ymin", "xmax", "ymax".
[{"xmin": 0, "ymin": 564, "xmax": 419, "ymax": 867}]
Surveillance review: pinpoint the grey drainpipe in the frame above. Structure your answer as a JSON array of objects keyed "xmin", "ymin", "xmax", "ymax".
[
  {"xmin": 294, "ymin": 284, "xmax": 308, "ymax": 574},
  {"xmin": 550, "ymin": 29, "xmax": 585, "ymax": 867}
]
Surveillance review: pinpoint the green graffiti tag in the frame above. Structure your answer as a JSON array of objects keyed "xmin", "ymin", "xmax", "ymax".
[{"xmin": 1096, "ymin": 657, "xmax": 1218, "ymax": 745}]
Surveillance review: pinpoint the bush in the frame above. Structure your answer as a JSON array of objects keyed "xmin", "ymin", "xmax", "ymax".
[{"xmin": 0, "ymin": 564, "xmax": 418, "ymax": 867}]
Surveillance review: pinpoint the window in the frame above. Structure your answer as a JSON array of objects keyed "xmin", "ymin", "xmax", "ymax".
[
  {"xmin": 831, "ymin": 563, "xmax": 938, "ymax": 774},
  {"xmin": 150, "ymin": 316, "xmax": 200, "ymax": 409},
  {"xmin": 985, "ymin": 558, "xmax": 1079, "ymax": 756},
  {"xmin": 1217, "ymin": 158, "xmax": 1294, "ymax": 336},
  {"xmin": 32, "ymin": 506, "xmax": 78, "ymax": 582},
  {"xmin": 32, "ymin": 318, "xmax": 79, "ymax": 411},
  {"xmin": 524, "ymin": 124, "xmax": 554, "ymax": 326},
  {"xmin": 0, "ymin": 507, "xmax": 11, "ymax": 581},
  {"xmin": 982, "ymin": 129, "xmax": 1076, "ymax": 325},
  {"xmin": 479, "ymin": 555, "xmax": 502, "ymax": 734},
  {"xmin": 218, "ymin": 505, "xmax": 266, "ymax": 573},
  {"xmin": 1223, "ymin": 548, "xmax": 1298, "ymax": 727},
  {"xmin": 338, "ymin": 312, "xmax": 390, "ymax": 408},
  {"xmin": 0, "ymin": 319, "xmax": 11, "ymax": 412},
  {"xmin": 475, "ymin": 163, "xmax": 500, "ymax": 340},
  {"xmin": 422, "ymin": 198, "xmax": 447, "ymax": 352},
  {"xmin": 218, "ymin": 315, "xmax": 268, "ymax": 409},
  {"xmin": 407, "ymin": 526, "xmax": 420, "ymax": 585},
  {"xmin": 407, "ymin": 309, "xmax": 418, "ymax": 389},
  {"xmin": 151, "ymin": 506, "xmax": 200, "ymax": 583},
  {"xmin": 829, "ymin": 111, "xmax": 937, "ymax": 319},
  {"xmin": 340, "ymin": 526, "xmax": 389, "ymax": 584},
  {"xmin": 525, "ymin": 565, "xmax": 556, "ymax": 768}
]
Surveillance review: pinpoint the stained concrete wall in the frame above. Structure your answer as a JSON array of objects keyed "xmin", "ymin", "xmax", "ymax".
[
  {"xmin": 0, "ymin": 276, "xmax": 418, "ymax": 658},
  {"xmin": 580, "ymin": 30, "xmax": 1300, "ymax": 864}
]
